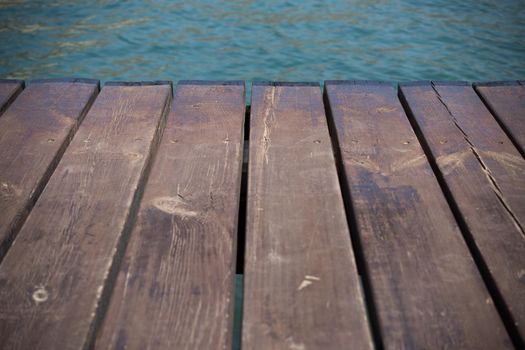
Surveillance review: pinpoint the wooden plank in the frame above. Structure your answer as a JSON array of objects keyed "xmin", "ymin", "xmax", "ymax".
[
  {"xmin": 400, "ymin": 81, "xmax": 525, "ymax": 346},
  {"xmin": 474, "ymin": 81, "xmax": 525, "ymax": 157},
  {"xmin": 0, "ymin": 78, "xmax": 99, "ymax": 260},
  {"xmin": 325, "ymin": 81, "xmax": 512, "ymax": 349},
  {"xmin": 427, "ymin": 82, "xmax": 525, "ymax": 225},
  {"xmin": 243, "ymin": 82, "xmax": 373, "ymax": 350},
  {"xmin": 0, "ymin": 82, "xmax": 171, "ymax": 349},
  {"xmin": 0, "ymin": 79, "xmax": 24, "ymax": 116},
  {"xmin": 96, "ymin": 81, "xmax": 245, "ymax": 349}
]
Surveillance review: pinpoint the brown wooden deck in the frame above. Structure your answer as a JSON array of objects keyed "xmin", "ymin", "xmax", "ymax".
[{"xmin": 0, "ymin": 79, "xmax": 523, "ymax": 349}]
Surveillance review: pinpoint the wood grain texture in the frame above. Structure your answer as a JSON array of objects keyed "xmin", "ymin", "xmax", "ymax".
[
  {"xmin": 0, "ymin": 83, "xmax": 171, "ymax": 350},
  {"xmin": 400, "ymin": 82, "xmax": 525, "ymax": 346},
  {"xmin": 243, "ymin": 83, "xmax": 373, "ymax": 350},
  {"xmin": 325, "ymin": 81, "xmax": 512, "ymax": 349},
  {"xmin": 96, "ymin": 81, "xmax": 245, "ymax": 349},
  {"xmin": 0, "ymin": 79, "xmax": 24, "ymax": 116},
  {"xmin": 428, "ymin": 83, "xmax": 525, "ymax": 227},
  {"xmin": 474, "ymin": 81, "xmax": 525, "ymax": 156},
  {"xmin": 0, "ymin": 80, "xmax": 99, "ymax": 260}
]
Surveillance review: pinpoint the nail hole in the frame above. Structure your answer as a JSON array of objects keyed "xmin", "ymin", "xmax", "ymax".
[{"xmin": 32, "ymin": 287, "xmax": 49, "ymax": 303}]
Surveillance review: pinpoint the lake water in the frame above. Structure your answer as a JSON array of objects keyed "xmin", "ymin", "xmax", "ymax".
[{"xmin": 1, "ymin": 0, "xmax": 524, "ymax": 84}]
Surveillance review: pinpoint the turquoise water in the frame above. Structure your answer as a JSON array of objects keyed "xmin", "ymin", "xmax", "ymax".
[{"xmin": 1, "ymin": 0, "xmax": 524, "ymax": 83}]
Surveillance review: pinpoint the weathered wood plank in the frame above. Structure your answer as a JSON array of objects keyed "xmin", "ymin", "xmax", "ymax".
[
  {"xmin": 243, "ymin": 82, "xmax": 373, "ymax": 350},
  {"xmin": 0, "ymin": 79, "xmax": 99, "ymax": 260},
  {"xmin": 0, "ymin": 79, "xmax": 24, "ymax": 116},
  {"xmin": 96, "ymin": 81, "xmax": 245, "ymax": 349},
  {"xmin": 474, "ymin": 81, "xmax": 525, "ymax": 157},
  {"xmin": 0, "ymin": 82, "xmax": 171, "ymax": 349},
  {"xmin": 430, "ymin": 82, "xmax": 525, "ymax": 226},
  {"xmin": 325, "ymin": 81, "xmax": 512, "ymax": 349},
  {"xmin": 400, "ymin": 81, "xmax": 525, "ymax": 346}
]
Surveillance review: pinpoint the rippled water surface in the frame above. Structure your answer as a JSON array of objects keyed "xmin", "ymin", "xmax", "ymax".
[{"xmin": 1, "ymin": 0, "xmax": 524, "ymax": 83}]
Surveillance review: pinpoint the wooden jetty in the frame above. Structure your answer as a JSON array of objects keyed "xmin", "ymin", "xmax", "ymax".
[{"xmin": 0, "ymin": 78, "xmax": 523, "ymax": 349}]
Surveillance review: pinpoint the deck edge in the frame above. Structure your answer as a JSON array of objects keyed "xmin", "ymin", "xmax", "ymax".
[
  {"xmin": 398, "ymin": 81, "xmax": 431, "ymax": 87},
  {"xmin": 473, "ymin": 80, "xmax": 521, "ymax": 87},
  {"xmin": 431, "ymin": 81, "xmax": 469, "ymax": 86},
  {"xmin": 105, "ymin": 80, "xmax": 172, "ymax": 87},
  {"xmin": 31, "ymin": 78, "xmax": 99, "ymax": 86},
  {"xmin": 105, "ymin": 81, "xmax": 173, "ymax": 95},
  {"xmin": 325, "ymin": 80, "xmax": 391, "ymax": 86},
  {"xmin": 178, "ymin": 80, "xmax": 244, "ymax": 86},
  {"xmin": 252, "ymin": 81, "xmax": 319, "ymax": 87},
  {"xmin": 399, "ymin": 81, "xmax": 469, "ymax": 87},
  {"xmin": 0, "ymin": 79, "xmax": 25, "ymax": 86}
]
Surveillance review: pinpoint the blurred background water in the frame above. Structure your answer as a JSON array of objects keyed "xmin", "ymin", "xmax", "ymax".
[{"xmin": 1, "ymin": 0, "xmax": 524, "ymax": 84}]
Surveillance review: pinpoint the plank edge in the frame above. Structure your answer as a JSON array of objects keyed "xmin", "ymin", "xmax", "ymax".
[
  {"xmin": 0, "ymin": 79, "xmax": 25, "ymax": 86},
  {"xmin": 399, "ymin": 81, "xmax": 469, "ymax": 87},
  {"xmin": 0, "ymin": 80, "xmax": 25, "ymax": 116},
  {"xmin": 105, "ymin": 80, "xmax": 171, "ymax": 87},
  {"xmin": 325, "ymin": 80, "xmax": 391, "ymax": 86},
  {"xmin": 178, "ymin": 80, "xmax": 244, "ymax": 86},
  {"xmin": 473, "ymin": 81, "xmax": 521, "ymax": 87},
  {"xmin": 31, "ymin": 78, "xmax": 99, "ymax": 87},
  {"xmin": 252, "ymin": 81, "xmax": 319, "ymax": 87}
]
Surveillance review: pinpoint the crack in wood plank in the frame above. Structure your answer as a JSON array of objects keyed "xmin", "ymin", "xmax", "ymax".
[{"xmin": 431, "ymin": 82, "xmax": 525, "ymax": 238}]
